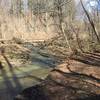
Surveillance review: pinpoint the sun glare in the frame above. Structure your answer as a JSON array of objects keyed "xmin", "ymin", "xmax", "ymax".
[{"xmin": 89, "ymin": 0, "xmax": 98, "ymax": 7}]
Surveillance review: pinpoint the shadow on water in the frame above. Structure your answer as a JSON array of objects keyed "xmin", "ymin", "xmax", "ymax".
[
  {"xmin": 0, "ymin": 52, "xmax": 51, "ymax": 100},
  {"xmin": 31, "ymin": 56, "xmax": 57, "ymax": 68},
  {"xmin": 22, "ymin": 43, "xmax": 62, "ymax": 68},
  {"xmin": 15, "ymin": 67, "xmax": 44, "ymax": 83},
  {"xmin": 0, "ymin": 54, "xmax": 22, "ymax": 100},
  {"xmin": 0, "ymin": 62, "xmax": 15, "ymax": 99},
  {"xmin": 0, "ymin": 45, "xmax": 62, "ymax": 100},
  {"xmin": 31, "ymin": 50, "xmax": 62, "ymax": 69},
  {"xmin": 3, "ymin": 54, "xmax": 22, "ymax": 90}
]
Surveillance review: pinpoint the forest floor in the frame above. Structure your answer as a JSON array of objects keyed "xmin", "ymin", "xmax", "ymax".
[
  {"xmin": 15, "ymin": 52, "xmax": 100, "ymax": 100},
  {"xmin": 0, "ymin": 39, "xmax": 100, "ymax": 100}
]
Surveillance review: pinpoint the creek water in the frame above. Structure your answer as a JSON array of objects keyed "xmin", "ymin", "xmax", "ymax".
[{"xmin": 0, "ymin": 46, "xmax": 56, "ymax": 100}]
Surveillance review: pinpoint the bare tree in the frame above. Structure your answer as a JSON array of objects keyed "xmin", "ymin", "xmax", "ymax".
[{"xmin": 80, "ymin": 0, "xmax": 100, "ymax": 43}]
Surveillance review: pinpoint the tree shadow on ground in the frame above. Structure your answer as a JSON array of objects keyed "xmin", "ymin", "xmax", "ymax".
[
  {"xmin": 77, "ymin": 95, "xmax": 100, "ymax": 100},
  {"xmin": 14, "ymin": 68, "xmax": 100, "ymax": 100},
  {"xmin": 14, "ymin": 85, "xmax": 48, "ymax": 100},
  {"xmin": 72, "ymin": 52, "xmax": 100, "ymax": 67}
]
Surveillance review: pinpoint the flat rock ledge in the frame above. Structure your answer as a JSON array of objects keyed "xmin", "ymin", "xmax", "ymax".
[{"xmin": 14, "ymin": 60, "xmax": 100, "ymax": 100}]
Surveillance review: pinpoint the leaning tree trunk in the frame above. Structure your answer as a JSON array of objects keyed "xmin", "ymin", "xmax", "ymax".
[{"xmin": 80, "ymin": 0, "xmax": 100, "ymax": 43}]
